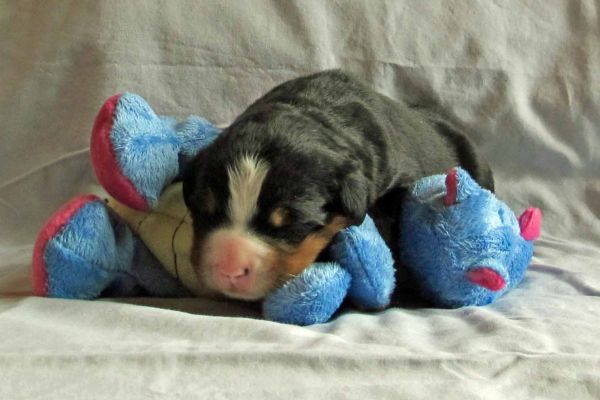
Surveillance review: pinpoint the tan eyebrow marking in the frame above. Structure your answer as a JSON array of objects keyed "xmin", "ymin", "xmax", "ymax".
[
  {"xmin": 269, "ymin": 207, "xmax": 290, "ymax": 228},
  {"xmin": 275, "ymin": 215, "xmax": 350, "ymax": 276}
]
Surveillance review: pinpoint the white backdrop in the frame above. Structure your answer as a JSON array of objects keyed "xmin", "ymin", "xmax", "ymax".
[{"xmin": 1, "ymin": 1, "xmax": 599, "ymax": 399}]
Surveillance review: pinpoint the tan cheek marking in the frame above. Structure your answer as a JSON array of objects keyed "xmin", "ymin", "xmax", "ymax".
[
  {"xmin": 280, "ymin": 235, "xmax": 332, "ymax": 275},
  {"xmin": 269, "ymin": 207, "xmax": 290, "ymax": 228},
  {"xmin": 277, "ymin": 216, "xmax": 350, "ymax": 277}
]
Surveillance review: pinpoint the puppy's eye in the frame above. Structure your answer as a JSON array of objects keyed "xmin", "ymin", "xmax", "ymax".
[{"xmin": 269, "ymin": 207, "xmax": 291, "ymax": 228}]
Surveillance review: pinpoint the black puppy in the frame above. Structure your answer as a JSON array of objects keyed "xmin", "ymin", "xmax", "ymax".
[{"xmin": 183, "ymin": 69, "xmax": 493, "ymax": 301}]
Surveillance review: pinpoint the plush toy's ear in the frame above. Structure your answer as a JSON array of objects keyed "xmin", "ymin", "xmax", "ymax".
[
  {"xmin": 336, "ymin": 168, "xmax": 369, "ymax": 225},
  {"xmin": 443, "ymin": 167, "xmax": 481, "ymax": 206},
  {"xmin": 442, "ymin": 168, "xmax": 459, "ymax": 206},
  {"xmin": 518, "ymin": 207, "xmax": 542, "ymax": 240}
]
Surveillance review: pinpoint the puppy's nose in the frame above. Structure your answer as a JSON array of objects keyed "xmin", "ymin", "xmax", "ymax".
[
  {"xmin": 214, "ymin": 262, "xmax": 255, "ymax": 290},
  {"xmin": 206, "ymin": 231, "xmax": 264, "ymax": 294}
]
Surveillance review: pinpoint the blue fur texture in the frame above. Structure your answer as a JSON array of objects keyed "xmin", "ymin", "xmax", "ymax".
[
  {"xmin": 44, "ymin": 199, "xmax": 188, "ymax": 299},
  {"xmin": 329, "ymin": 215, "xmax": 395, "ymax": 310},
  {"xmin": 111, "ymin": 93, "xmax": 220, "ymax": 208},
  {"xmin": 45, "ymin": 200, "xmax": 133, "ymax": 298},
  {"xmin": 399, "ymin": 167, "xmax": 535, "ymax": 307},
  {"xmin": 263, "ymin": 262, "xmax": 352, "ymax": 326}
]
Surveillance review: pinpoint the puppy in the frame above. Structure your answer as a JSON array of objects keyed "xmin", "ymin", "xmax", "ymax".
[{"xmin": 182, "ymin": 69, "xmax": 493, "ymax": 301}]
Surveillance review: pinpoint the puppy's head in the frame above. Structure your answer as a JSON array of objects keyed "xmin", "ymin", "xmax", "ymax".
[{"xmin": 182, "ymin": 117, "xmax": 370, "ymax": 300}]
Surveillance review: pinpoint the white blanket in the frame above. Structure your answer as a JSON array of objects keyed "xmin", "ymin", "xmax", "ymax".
[{"xmin": 1, "ymin": 1, "xmax": 599, "ymax": 398}]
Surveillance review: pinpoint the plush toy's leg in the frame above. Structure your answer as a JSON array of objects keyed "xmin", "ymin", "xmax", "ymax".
[
  {"xmin": 90, "ymin": 93, "xmax": 219, "ymax": 211},
  {"xmin": 32, "ymin": 195, "xmax": 133, "ymax": 298},
  {"xmin": 32, "ymin": 195, "xmax": 188, "ymax": 299},
  {"xmin": 262, "ymin": 262, "xmax": 351, "ymax": 325},
  {"xmin": 329, "ymin": 215, "xmax": 396, "ymax": 311}
]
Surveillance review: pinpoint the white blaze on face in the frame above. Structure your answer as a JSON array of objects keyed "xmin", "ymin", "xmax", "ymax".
[{"xmin": 226, "ymin": 154, "xmax": 270, "ymax": 228}]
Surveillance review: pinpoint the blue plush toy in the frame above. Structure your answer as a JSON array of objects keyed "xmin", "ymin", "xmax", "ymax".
[
  {"xmin": 399, "ymin": 167, "xmax": 542, "ymax": 307},
  {"xmin": 32, "ymin": 93, "xmax": 540, "ymax": 325},
  {"xmin": 32, "ymin": 93, "xmax": 396, "ymax": 326}
]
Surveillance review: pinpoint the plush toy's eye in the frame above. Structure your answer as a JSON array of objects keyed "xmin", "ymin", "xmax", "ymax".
[{"xmin": 269, "ymin": 207, "xmax": 291, "ymax": 228}]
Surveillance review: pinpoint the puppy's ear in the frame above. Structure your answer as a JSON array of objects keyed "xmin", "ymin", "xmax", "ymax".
[{"xmin": 335, "ymin": 168, "xmax": 369, "ymax": 225}]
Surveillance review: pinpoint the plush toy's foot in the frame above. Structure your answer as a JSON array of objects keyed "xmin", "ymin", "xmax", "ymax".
[
  {"xmin": 329, "ymin": 215, "xmax": 396, "ymax": 311},
  {"xmin": 263, "ymin": 262, "xmax": 351, "ymax": 325},
  {"xmin": 90, "ymin": 93, "xmax": 219, "ymax": 211},
  {"xmin": 32, "ymin": 195, "xmax": 135, "ymax": 298}
]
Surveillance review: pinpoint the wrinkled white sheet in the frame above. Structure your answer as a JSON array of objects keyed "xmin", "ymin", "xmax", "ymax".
[{"xmin": 1, "ymin": 1, "xmax": 599, "ymax": 398}]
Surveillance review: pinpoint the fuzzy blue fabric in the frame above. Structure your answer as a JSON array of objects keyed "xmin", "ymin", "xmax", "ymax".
[
  {"xmin": 262, "ymin": 262, "xmax": 352, "ymax": 325},
  {"xmin": 44, "ymin": 199, "xmax": 188, "ymax": 299},
  {"xmin": 110, "ymin": 93, "xmax": 220, "ymax": 208},
  {"xmin": 329, "ymin": 215, "xmax": 395, "ymax": 310},
  {"xmin": 44, "ymin": 200, "xmax": 133, "ymax": 298},
  {"xmin": 399, "ymin": 168, "xmax": 535, "ymax": 307}
]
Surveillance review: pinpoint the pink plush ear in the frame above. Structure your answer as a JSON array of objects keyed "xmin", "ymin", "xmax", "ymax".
[
  {"xmin": 443, "ymin": 168, "xmax": 458, "ymax": 206},
  {"xmin": 467, "ymin": 267, "xmax": 506, "ymax": 291},
  {"xmin": 519, "ymin": 207, "xmax": 542, "ymax": 241}
]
